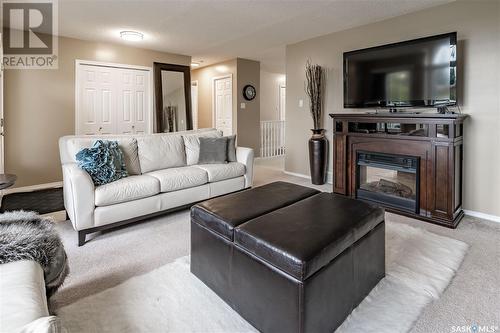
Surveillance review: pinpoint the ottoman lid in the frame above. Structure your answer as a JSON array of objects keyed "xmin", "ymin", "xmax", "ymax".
[
  {"xmin": 234, "ymin": 193, "xmax": 384, "ymax": 281},
  {"xmin": 191, "ymin": 182, "xmax": 320, "ymax": 241}
]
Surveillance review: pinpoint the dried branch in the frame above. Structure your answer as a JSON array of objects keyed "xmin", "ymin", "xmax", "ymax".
[{"xmin": 304, "ymin": 59, "xmax": 324, "ymax": 130}]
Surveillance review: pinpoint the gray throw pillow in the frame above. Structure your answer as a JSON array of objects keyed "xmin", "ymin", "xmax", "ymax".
[
  {"xmin": 226, "ymin": 135, "xmax": 237, "ymax": 162},
  {"xmin": 198, "ymin": 137, "xmax": 228, "ymax": 164}
]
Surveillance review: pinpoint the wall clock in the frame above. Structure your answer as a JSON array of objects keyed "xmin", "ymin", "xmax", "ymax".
[{"xmin": 243, "ymin": 85, "xmax": 257, "ymax": 101}]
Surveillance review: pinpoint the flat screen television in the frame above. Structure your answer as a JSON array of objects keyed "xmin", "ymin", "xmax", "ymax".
[{"xmin": 343, "ymin": 32, "xmax": 457, "ymax": 109}]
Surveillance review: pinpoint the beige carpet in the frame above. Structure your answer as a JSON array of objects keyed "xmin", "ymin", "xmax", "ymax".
[
  {"xmin": 50, "ymin": 158, "xmax": 500, "ymax": 332},
  {"xmin": 56, "ymin": 222, "xmax": 467, "ymax": 333}
]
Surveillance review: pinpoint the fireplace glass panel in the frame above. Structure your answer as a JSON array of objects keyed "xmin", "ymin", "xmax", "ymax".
[
  {"xmin": 357, "ymin": 152, "xmax": 419, "ymax": 212},
  {"xmin": 359, "ymin": 166, "xmax": 417, "ymax": 200}
]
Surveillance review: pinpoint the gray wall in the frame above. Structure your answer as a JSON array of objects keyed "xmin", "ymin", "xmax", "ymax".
[
  {"xmin": 5, "ymin": 35, "xmax": 190, "ymax": 187},
  {"xmin": 237, "ymin": 58, "xmax": 261, "ymax": 156},
  {"xmin": 285, "ymin": 0, "xmax": 500, "ymax": 216}
]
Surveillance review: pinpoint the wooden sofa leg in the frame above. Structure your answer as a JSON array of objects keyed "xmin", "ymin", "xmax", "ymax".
[{"xmin": 78, "ymin": 231, "xmax": 86, "ymax": 247}]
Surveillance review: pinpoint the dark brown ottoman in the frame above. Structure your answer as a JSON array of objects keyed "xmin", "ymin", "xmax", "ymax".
[{"xmin": 191, "ymin": 182, "xmax": 385, "ymax": 333}]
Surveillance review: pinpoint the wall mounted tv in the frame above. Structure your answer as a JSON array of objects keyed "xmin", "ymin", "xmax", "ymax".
[{"xmin": 343, "ymin": 32, "xmax": 457, "ymax": 109}]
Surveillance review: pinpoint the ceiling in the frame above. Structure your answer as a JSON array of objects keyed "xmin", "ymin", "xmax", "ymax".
[{"xmin": 59, "ymin": 0, "xmax": 453, "ymax": 73}]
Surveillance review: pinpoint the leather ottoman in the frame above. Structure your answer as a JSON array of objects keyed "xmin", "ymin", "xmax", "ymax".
[{"xmin": 191, "ymin": 182, "xmax": 385, "ymax": 333}]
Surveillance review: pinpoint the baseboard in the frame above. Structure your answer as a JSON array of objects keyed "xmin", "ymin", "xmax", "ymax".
[
  {"xmin": 1, "ymin": 181, "xmax": 63, "ymax": 196},
  {"xmin": 283, "ymin": 170, "xmax": 310, "ymax": 179},
  {"xmin": 283, "ymin": 170, "xmax": 333, "ymax": 185},
  {"xmin": 464, "ymin": 210, "xmax": 500, "ymax": 224},
  {"xmin": 255, "ymin": 155, "xmax": 285, "ymax": 161}
]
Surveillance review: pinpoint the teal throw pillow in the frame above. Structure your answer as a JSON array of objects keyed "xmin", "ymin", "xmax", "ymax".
[{"xmin": 76, "ymin": 140, "xmax": 128, "ymax": 186}]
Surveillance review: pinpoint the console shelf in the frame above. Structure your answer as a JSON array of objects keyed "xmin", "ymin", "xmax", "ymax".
[{"xmin": 330, "ymin": 112, "xmax": 468, "ymax": 228}]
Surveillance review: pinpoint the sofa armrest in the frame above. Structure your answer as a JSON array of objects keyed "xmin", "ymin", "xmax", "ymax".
[
  {"xmin": 236, "ymin": 147, "xmax": 254, "ymax": 188},
  {"xmin": 62, "ymin": 163, "xmax": 95, "ymax": 230},
  {"xmin": 0, "ymin": 261, "xmax": 49, "ymax": 332}
]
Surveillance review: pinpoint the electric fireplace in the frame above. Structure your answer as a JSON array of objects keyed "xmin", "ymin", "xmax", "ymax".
[
  {"xmin": 356, "ymin": 152, "xmax": 419, "ymax": 213},
  {"xmin": 330, "ymin": 112, "xmax": 467, "ymax": 228}
]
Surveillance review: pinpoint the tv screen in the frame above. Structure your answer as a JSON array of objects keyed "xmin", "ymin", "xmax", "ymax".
[{"xmin": 343, "ymin": 32, "xmax": 457, "ymax": 108}]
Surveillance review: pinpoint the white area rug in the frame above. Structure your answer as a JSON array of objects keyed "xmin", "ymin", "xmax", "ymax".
[{"xmin": 57, "ymin": 222, "xmax": 468, "ymax": 333}]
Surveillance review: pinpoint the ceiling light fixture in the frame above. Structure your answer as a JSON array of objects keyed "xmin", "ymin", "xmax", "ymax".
[
  {"xmin": 120, "ymin": 31, "xmax": 144, "ymax": 41},
  {"xmin": 191, "ymin": 62, "xmax": 200, "ymax": 68}
]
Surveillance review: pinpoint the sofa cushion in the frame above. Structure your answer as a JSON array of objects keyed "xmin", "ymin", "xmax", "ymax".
[
  {"xmin": 146, "ymin": 166, "xmax": 208, "ymax": 193},
  {"xmin": 136, "ymin": 135, "xmax": 186, "ymax": 173},
  {"xmin": 195, "ymin": 162, "xmax": 245, "ymax": 182},
  {"xmin": 182, "ymin": 130, "xmax": 222, "ymax": 165},
  {"xmin": 67, "ymin": 138, "xmax": 141, "ymax": 175},
  {"xmin": 234, "ymin": 193, "xmax": 385, "ymax": 281},
  {"xmin": 191, "ymin": 182, "xmax": 320, "ymax": 241},
  {"xmin": 95, "ymin": 175, "xmax": 160, "ymax": 206}
]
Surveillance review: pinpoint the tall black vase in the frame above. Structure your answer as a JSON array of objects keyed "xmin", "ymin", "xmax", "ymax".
[{"xmin": 308, "ymin": 129, "xmax": 328, "ymax": 185}]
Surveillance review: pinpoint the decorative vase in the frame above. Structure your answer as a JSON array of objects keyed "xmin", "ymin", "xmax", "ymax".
[{"xmin": 309, "ymin": 129, "xmax": 328, "ymax": 185}]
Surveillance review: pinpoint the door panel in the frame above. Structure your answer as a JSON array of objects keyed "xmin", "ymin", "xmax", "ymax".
[
  {"xmin": 101, "ymin": 89, "xmax": 112, "ymax": 123},
  {"xmin": 84, "ymin": 88, "xmax": 96, "ymax": 124}
]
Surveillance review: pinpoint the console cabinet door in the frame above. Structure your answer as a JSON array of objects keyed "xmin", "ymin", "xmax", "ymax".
[
  {"xmin": 333, "ymin": 134, "xmax": 347, "ymax": 194},
  {"xmin": 430, "ymin": 142, "xmax": 454, "ymax": 221}
]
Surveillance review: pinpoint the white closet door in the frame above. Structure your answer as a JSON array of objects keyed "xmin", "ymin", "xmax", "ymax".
[
  {"xmin": 77, "ymin": 65, "xmax": 116, "ymax": 135},
  {"xmin": 76, "ymin": 62, "xmax": 151, "ymax": 136},
  {"xmin": 116, "ymin": 69, "xmax": 150, "ymax": 135}
]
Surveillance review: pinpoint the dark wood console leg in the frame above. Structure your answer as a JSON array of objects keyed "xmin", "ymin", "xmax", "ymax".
[{"xmin": 78, "ymin": 231, "xmax": 86, "ymax": 247}]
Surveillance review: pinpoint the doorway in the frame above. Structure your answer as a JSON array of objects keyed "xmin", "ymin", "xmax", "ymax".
[{"xmin": 212, "ymin": 74, "xmax": 233, "ymax": 136}]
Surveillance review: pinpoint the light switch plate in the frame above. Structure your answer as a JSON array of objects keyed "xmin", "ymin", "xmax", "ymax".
[
  {"xmin": 240, "ymin": 103, "xmax": 246, "ymax": 109},
  {"xmin": 299, "ymin": 99, "xmax": 304, "ymax": 107}
]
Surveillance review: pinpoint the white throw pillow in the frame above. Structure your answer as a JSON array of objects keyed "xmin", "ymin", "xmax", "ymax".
[{"xmin": 183, "ymin": 130, "xmax": 222, "ymax": 165}]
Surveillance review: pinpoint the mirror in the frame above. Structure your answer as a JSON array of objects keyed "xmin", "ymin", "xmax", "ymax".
[{"xmin": 154, "ymin": 63, "xmax": 192, "ymax": 132}]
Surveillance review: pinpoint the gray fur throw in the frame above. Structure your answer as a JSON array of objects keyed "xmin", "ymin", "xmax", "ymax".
[{"xmin": 0, "ymin": 211, "xmax": 69, "ymax": 297}]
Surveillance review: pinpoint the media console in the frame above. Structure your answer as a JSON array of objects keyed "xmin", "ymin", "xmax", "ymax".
[{"xmin": 330, "ymin": 112, "xmax": 468, "ymax": 228}]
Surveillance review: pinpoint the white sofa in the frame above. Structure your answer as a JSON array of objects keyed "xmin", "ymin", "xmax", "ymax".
[
  {"xmin": 0, "ymin": 261, "xmax": 61, "ymax": 332},
  {"xmin": 59, "ymin": 129, "xmax": 254, "ymax": 246}
]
